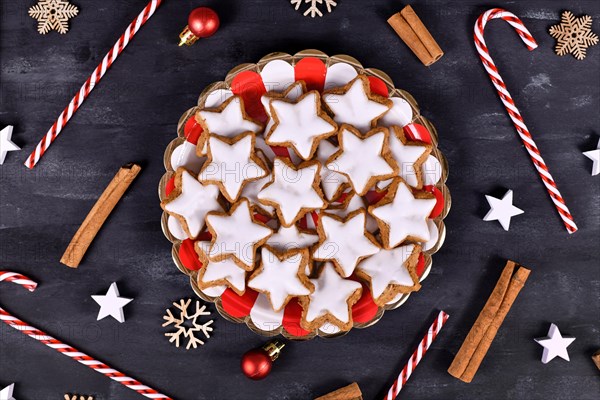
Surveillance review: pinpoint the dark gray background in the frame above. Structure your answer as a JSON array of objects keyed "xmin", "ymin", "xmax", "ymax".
[{"xmin": 1, "ymin": 1, "xmax": 599, "ymax": 399}]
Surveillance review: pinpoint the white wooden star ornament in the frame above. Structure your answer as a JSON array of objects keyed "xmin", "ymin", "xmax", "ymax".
[
  {"xmin": 0, "ymin": 383, "xmax": 15, "ymax": 400},
  {"xmin": 534, "ymin": 323, "xmax": 575, "ymax": 364},
  {"xmin": 583, "ymin": 139, "xmax": 600, "ymax": 176},
  {"xmin": 91, "ymin": 282, "xmax": 133, "ymax": 323},
  {"xmin": 0, "ymin": 126, "xmax": 20, "ymax": 165},
  {"xmin": 483, "ymin": 189, "xmax": 524, "ymax": 231}
]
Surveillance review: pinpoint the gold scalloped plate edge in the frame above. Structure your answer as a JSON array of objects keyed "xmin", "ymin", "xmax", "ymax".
[{"xmin": 159, "ymin": 50, "xmax": 450, "ymax": 340}]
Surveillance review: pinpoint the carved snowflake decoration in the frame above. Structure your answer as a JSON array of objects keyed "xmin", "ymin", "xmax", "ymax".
[
  {"xmin": 291, "ymin": 0, "xmax": 337, "ymax": 18},
  {"xmin": 162, "ymin": 299, "xmax": 214, "ymax": 350},
  {"xmin": 549, "ymin": 11, "xmax": 598, "ymax": 60},
  {"xmin": 28, "ymin": 0, "xmax": 79, "ymax": 35}
]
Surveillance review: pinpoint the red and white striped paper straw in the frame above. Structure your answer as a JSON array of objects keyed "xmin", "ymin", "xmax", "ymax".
[
  {"xmin": 24, "ymin": 0, "xmax": 163, "ymax": 169},
  {"xmin": 384, "ymin": 310, "xmax": 449, "ymax": 400},
  {"xmin": 474, "ymin": 8, "xmax": 578, "ymax": 234},
  {"xmin": 0, "ymin": 271, "xmax": 172, "ymax": 400}
]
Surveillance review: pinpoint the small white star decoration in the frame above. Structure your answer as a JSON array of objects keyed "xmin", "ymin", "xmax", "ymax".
[
  {"xmin": 483, "ymin": 189, "xmax": 524, "ymax": 231},
  {"xmin": 0, "ymin": 383, "xmax": 15, "ymax": 400},
  {"xmin": 583, "ymin": 139, "xmax": 600, "ymax": 176},
  {"xmin": 91, "ymin": 282, "xmax": 133, "ymax": 323},
  {"xmin": 0, "ymin": 126, "xmax": 20, "ymax": 165},
  {"xmin": 534, "ymin": 323, "xmax": 576, "ymax": 364}
]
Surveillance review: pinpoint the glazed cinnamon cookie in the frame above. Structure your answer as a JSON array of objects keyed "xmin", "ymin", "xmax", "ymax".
[
  {"xmin": 326, "ymin": 125, "xmax": 398, "ymax": 196},
  {"xmin": 161, "ymin": 167, "xmax": 223, "ymax": 240},
  {"xmin": 258, "ymin": 157, "xmax": 327, "ymax": 227},
  {"xmin": 196, "ymin": 95, "xmax": 263, "ymax": 156},
  {"xmin": 204, "ymin": 198, "xmax": 273, "ymax": 270},
  {"xmin": 315, "ymin": 139, "xmax": 350, "ymax": 201},
  {"xmin": 261, "ymin": 81, "xmax": 307, "ymax": 136},
  {"xmin": 368, "ymin": 178, "xmax": 437, "ymax": 248},
  {"xmin": 312, "ymin": 209, "xmax": 380, "ymax": 278},
  {"xmin": 323, "ymin": 75, "xmax": 392, "ymax": 132},
  {"xmin": 266, "ymin": 90, "xmax": 338, "ymax": 160},
  {"xmin": 248, "ymin": 246, "xmax": 313, "ymax": 312},
  {"xmin": 198, "ymin": 132, "xmax": 268, "ymax": 203},
  {"xmin": 355, "ymin": 244, "xmax": 422, "ymax": 306},
  {"xmin": 299, "ymin": 262, "xmax": 363, "ymax": 332},
  {"xmin": 196, "ymin": 243, "xmax": 248, "ymax": 296},
  {"xmin": 379, "ymin": 126, "xmax": 432, "ymax": 189},
  {"xmin": 266, "ymin": 224, "xmax": 319, "ymax": 252}
]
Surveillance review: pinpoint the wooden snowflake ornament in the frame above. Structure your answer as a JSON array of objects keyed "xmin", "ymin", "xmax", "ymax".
[
  {"xmin": 64, "ymin": 395, "xmax": 94, "ymax": 400},
  {"xmin": 29, "ymin": 0, "xmax": 79, "ymax": 35},
  {"xmin": 162, "ymin": 299, "xmax": 214, "ymax": 350},
  {"xmin": 291, "ymin": 0, "xmax": 337, "ymax": 18},
  {"xmin": 549, "ymin": 11, "xmax": 598, "ymax": 60}
]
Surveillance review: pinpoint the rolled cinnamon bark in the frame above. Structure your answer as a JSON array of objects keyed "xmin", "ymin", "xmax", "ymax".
[
  {"xmin": 60, "ymin": 163, "xmax": 141, "ymax": 268},
  {"xmin": 315, "ymin": 382, "xmax": 362, "ymax": 400},
  {"xmin": 448, "ymin": 260, "xmax": 530, "ymax": 383},
  {"xmin": 388, "ymin": 6, "xmax": 444, "ymax": 66}
]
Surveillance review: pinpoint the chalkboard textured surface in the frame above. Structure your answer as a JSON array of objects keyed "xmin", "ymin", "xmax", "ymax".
[{"xmin": 1, "ymin": 1, "xmax": 599, "ymax": 399}]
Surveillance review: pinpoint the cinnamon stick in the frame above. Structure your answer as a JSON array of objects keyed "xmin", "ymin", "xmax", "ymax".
[
  {"xmin": 315, "ymin": 382, "xmax": 362, "ymax": 400},
  {"xmin": 388, "ymin": 5, "xmax": 444, "ymax": 66},
  {"xmin": 592, "ymin": 350, "xmax": 600, "ymax": 371},
  {"xmin": 60, "ymin": 163, "xmax": 141, "ymax": 268},
  {"xmin": 448, "ymin": 260, "xmax": 530, "ymax": 383}
]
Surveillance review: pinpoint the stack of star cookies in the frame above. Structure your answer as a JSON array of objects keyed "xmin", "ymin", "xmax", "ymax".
[{"xmin": 161, "ymin": 75, "xmax": 437, "ymax": 333}]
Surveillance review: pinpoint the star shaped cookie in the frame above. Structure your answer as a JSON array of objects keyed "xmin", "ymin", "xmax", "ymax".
[
  {"xmin": 199, "ymin": 133, "xmax": 268, "ymax": 203},
  {"xmin": 248, "ymin": 247, "xmax": 313, "ymax": 311},
  {"xmin": 196, "ymin": 95, "xmax": 263, "ymax": 155},
  {"xmin": 387, "ymin": 126, "xmax": 431, "ymax": 188},
  {"xmin": 299, "ymin": 262, "xmax": 363, "ymax": 331},
  {"xmin": 313, "ymin": 209, "xmax": 380, "ymax": 278},
  {"xmin": 266, "ymin": 224, "xmax": 319, "ymax": 252},
  {"xmin": 196, "ymin": 252, "xmax": 247, "ymax": 295},
  {"xmin": 323, "ymin": 75, "xmax": 392, "ymax": 132},
  {"xmin": 369, "ymin": 178, "xmax": 437, "ymax": 248},
  {"xmin": 315, "ymin": 139, "xmax": 349, "ymax": 201},
  {"xmin": 161, "ymin": 168, "xmax": 223, "ymax": 239},
  {"xmin": 258, "ymin": 157, "xmax": 326, "ymax": 227},
  {"xmin": 266, "ymin": 90, "xmax": 337, "ymax": 160},
  {"xmin": 327, "ymin": 125, "xmax": 398, "ymax": 196},
  {"xmin": 205, "ymin": 199, "xmax": 273, "ymax": 270},
  {"xmin": 355, "ymin": 244, "xmax": 421, "ymax": 306}
]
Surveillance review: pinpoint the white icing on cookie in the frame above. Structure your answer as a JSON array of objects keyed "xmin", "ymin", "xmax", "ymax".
[
  {"xmin": 313, "ymin": 210, "xmax": 380, "ymax": 277},
  {"xmin": 258, "ymin": 158, "xmax": 325, "ymax": 227},
  {"xmin": 370, "ymin": 180, "xmax": 436, "ymax": 247},
  {"xmin": 206, "ymin": 199, "xmax": 272, "ymax": 269},
  {"xmin": 261, "ymin": 81, "xmax": 306, "ymax": 138},
  {"xmin": 266, "ymin": 225, "xmax": 319, "ymax": 252},
  {"xmin": 304, "ymin": 262, "xmax": 362, "ymax": 324},
  {"xmin": 327, "ymin": 195, "xmax": 378, "ymax": 233},
  {"xmin": 323, "ymin": 62, "xmax": 358, "ymax": 90},
  {"xmin": 327, "ymin": 126, "xmax": 396, "ymax": 196},
  {"xmin": 199, "ymin": 133, "xmax": 267, "ymax": 202},
  {"xmin": 164, "ymin": 169, "xmax": 222, "ymax": 239},
  {"xmin": 200, "ymin": 257, "xmax": 247, "ymax": 294},
  {"xmin": 204, "ymin": 88, "xmax": 234, "ymax": 108},
  {"xmin": 356, "ymin": 244, "xmax": 417, "ymax": 300},
  {"xmin": 248, "ymin": 247, "xmax": 312, "ymax": 311},
  {"xmin": 197, "ymin": 96, "xmax": 262, "ymax": 138},
  {"xmin": 388, "ymin": 130, "xmax": 429, "ymax": 188},
  {"xmin": 323, "ymin": 77, "xmax": 390, "ymax": 132},
  {"xmin": 267, "ymin": 91, "xmax": 337, "ymax": 160},
  {"xmin": 316, "ymin": 140, "xmax": 348, "ymax": 201},
  {"xmin": 240, "ymin": 174, "xmax": 275, "ymax": 215},
  {"xmin": 379, "ymin": 97, "xmax": 413, "ymax": 128},
  {"xmin": 170, "ymin": 141, "xmax": 205, "ymax": 174}
]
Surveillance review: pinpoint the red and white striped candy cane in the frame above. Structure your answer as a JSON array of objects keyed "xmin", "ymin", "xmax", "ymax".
[
  {"xmin": 474, "ymin": 8, "xmax": 578, "ymax": 234},
  {"xmin": 384, "ymin": 310, "xmax": 449, "ymax": 400},
  {"xmin": 24, "ymin": 0, "xmax": 163, "ymax": 169},
  {"xmin": 0, "ymin": 271, "xmax": 172, "ymax": 400}
]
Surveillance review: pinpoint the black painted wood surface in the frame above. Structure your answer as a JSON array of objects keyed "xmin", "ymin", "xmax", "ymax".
[{"xmin": 1, "ymin": 1, "xmax": 599, "ymax": 399}]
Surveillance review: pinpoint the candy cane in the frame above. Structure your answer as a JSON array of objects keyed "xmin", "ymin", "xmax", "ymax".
[
  {"xmin": 384, "ymin": 310, "xmax": 449, "ymax": 400},
  {"xmin": 474, "ymin": 8, "xmax": 578, "ymax": 234},
  {"xmin": 0, "ymin": 271, "xmax": 172, "ymax": 400},
  {"xmin": 24, "ymin": 0, "xmax": 163, "ymax": 169}
]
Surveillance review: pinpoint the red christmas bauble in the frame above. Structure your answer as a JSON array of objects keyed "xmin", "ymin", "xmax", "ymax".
[
  {"xmin": 188, "ymin": 7, "xmax": 220, "ymax": 39},
  {"xmin": 241, "ymin": 348, "xmax": 272, "ymax": 380}
]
